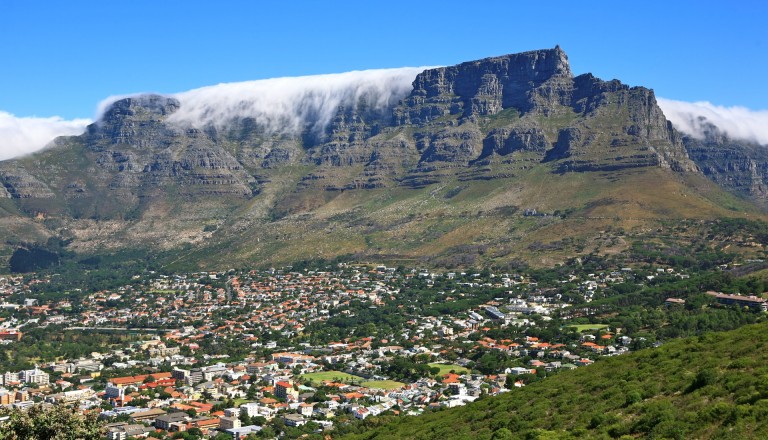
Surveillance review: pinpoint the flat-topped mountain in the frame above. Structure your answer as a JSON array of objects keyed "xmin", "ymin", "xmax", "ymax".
[{"xmin": 0, "ymin": 48, "xmax": 764, "ymax": 270}]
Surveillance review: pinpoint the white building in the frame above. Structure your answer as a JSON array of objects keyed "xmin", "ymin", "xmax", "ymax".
[{"xmin": 20, "ymin": 367, "xmax": 49, "ymax": 385}]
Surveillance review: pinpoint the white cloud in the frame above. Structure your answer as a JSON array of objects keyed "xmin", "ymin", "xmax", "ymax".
[
  {"xmin": 169, "ymin": 68, "xmax": 428, "ymax": 134},
  {"xmin": 8, "ymin": 71, "xmax": 766, "ymax": 165},
  {"xmin": 657, "ymin": 98, "xmax": 768, "ymax": 145},
  {"xmin": 0, "ymin": 112, "xmax": 91, "ymax": 161},
  {"xmin": 95, "ymin": 93, "xmax": 146, "ymax": 118},
  {"xmin": 98, "ymin": 67, "xmax": 430, "ymax": 135},
  {"xmin": 4, "ymin": 68, "xmax": 428, "ymax": 162}
]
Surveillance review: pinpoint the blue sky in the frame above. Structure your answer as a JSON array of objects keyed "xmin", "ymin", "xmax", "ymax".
[
  {"xmin": 1, "ymin": 1, "xmax": 767, "ymax": 160},
  {"xmin": 1, "ymin": 0, "xmax": 765, "ymax": 119}
]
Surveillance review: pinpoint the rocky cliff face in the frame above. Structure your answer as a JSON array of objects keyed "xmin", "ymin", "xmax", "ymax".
[
  {"xmin": 87, "ymin": 95, "xmax": 256, "ymax": 197},
  {"xmin": 382, "ymin": 47, "xmax": 696, "ymax": 177},
  {"xmin": 1, "ymin": 95, "xmax": 260, "ymax": 220},
  {"xmin": 287, "ymin": 47, "xmax": 698, "ymax": 193},
  {"xmin": 395, "ymin": 47, "xmax": 572, "ymax": 125},
  {"xmin": 683, "ymin": 122, "xmax": 768, "ymax": 203},
  {"xmin": 0, "ymin": 47, "xmax": 755, "ymax": 264},
  {"xmin": 0, "ymin": 47, "xmax": 699, "ymax": 203},
  {"xmin": 0, "ymin": 167, "xmax": 56, "ymax": 199}
]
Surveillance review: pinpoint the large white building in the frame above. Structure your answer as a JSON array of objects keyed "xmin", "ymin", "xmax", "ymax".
[
  {"xmin": 2, "ymin": 371, "xmax": 19, "ymax": 386},
  {"xmin": 2, "ymin": 367, "xmax": 49, "ymax": 386},
  {"xmin": 20, "ymin": 367, "xmax": 49, "ymax": 385},
  {"xmin": 240, "ymin": 402, "xmax": 276, "ymax": 420}
]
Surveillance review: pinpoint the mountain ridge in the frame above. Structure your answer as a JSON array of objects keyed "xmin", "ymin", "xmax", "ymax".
[{"xmin": 0, "ymin": 47, "xmax": 765, "ymax": 269}]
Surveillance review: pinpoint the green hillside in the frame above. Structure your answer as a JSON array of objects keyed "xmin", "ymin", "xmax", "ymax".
[{"xmin": 340, "ymin": 322, "xmax": 768, "ymax": 439}]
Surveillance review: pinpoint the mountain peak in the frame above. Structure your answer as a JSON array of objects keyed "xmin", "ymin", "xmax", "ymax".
[
  {"xmin": 100, "ymin": 94, "xmax": 180, "ymax": 122},
  {"xmin": 396, "ymin": 47, "xmax": 574, "ymax": 124},
  {"xmin": 471, "ymin": 46, "xmax": 571, "ymax": 79}
]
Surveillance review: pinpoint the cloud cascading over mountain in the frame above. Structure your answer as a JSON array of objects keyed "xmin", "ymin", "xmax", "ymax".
[
  {"xmin": 100, "ymin": 67, "xmax": 430, "ymax": 135},
  {"xmin": 3, "ymin": 67, "xmax": 767, "ymax": 163},
  {"xmin": 2, "ymin": 48, "xmax": 768, "ymax": 269},
  {"xmin": 657, "ymin": 98, "xmax": 768, "ymax": 146},
  {"xmin": 0, "ymin": 112, "xmax": 91, "ymax": 161}
]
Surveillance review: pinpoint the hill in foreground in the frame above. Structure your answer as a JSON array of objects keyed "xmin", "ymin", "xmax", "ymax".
[{"xmin": 340, "ymin": 322, "xmax": 768, "ymax": 439}]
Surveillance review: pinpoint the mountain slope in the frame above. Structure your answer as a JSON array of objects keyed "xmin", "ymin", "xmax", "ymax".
[
  {"xmin": 341, "ymin": 322, "xmax": 768, "ymax": 440},
  {"xmin": 683, "ymin": 122, "xmax": 768, "ymax": 207},
  {"xmin": 0, "ymin": 47, "xmax": 764, "ymax": 269}
]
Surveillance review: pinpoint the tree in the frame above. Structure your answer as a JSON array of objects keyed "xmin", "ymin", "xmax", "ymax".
[
  {"xmin": 491, "ymin": 428, "xmax": 514, "ymax": 439},
  {"xmin": 0, "ymin": 404, "xmax": 104, "ymax": 440},
  {"xmin": 259, "ymin": 426, "xmax": 277, "ymax": 438},
  {"xmin": 247, "ymin": 382, "xmax": 258, "ymax": 399}
]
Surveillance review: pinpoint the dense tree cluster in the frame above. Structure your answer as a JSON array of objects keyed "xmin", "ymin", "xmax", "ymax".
[
  {"xmin": 340, "ymin": 322, "xmax": 768, "ymax": 439},
  {"xmin": 0, "ymin": 404, "xmax": 103, "ymax": 440}
]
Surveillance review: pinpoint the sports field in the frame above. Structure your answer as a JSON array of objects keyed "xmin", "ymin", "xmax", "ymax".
[
  {"xmin": 300, "ymin": 371, "xmax": 363, "ymax": 384},
  {"xmin": 360, "ymin": 380, "xmax": 406, "ymax": 390},
  {"xmin": 428, "ymin": 363, "xmax": 469, "ymax": 376},
  {"xmin": 568, "ymin": 324, "xmax": 608, "ymax": 332}
]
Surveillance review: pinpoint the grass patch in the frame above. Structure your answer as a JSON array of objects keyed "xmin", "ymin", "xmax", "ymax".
[
  {"xmin": 300, "ymin": 371, "xmax": 364, "ymax": 384},
  {"xmin": 360, "ymin": 380, "xmax": 406, "ymax": 390},
  {"xmin": 568, "ymin": 324, "xmax": 609, "ymax": 332},
  {"xmin": 232, "ymin": 398, "xmax": 254, "ymax": 407},
  {"xmin": 479, "ymin": 107, "xmax": 521, "ymax": 132},
  {"xmin": 429, "ymin": 363, "xmax": 469, "ymax": 376}
]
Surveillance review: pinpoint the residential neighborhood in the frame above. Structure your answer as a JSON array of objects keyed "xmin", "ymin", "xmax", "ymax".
[{"xmin": 0, "ymin": 261, "xmax": 760, "ymax": 438}]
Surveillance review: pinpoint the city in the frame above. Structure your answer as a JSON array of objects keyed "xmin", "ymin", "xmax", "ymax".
[{"xmin": 1, "ymin": 258, "xmax": 759, "ymax": 439}]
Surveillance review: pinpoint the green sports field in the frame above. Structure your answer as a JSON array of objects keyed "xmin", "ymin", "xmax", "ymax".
[
  {"xmin": 300, "ymin": 371, "xmax": 364, "ymax": 384},
  {"xmin": 360, "ymin": 380, "xmax": 406, "ymax": 390},
  {"xmin": 428, "ymin": 363, "xmax": 469, "ymax": 376},
  {"xmin": 568, "ymin": 324, "xmax": 608, "ymax": 332}
]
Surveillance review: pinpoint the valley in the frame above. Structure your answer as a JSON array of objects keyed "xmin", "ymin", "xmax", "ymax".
[
  {"xmin": 0, "ymin": 241, "xmax": 766, "ymax": 438},
  {"xmin": 1, "ymin": 46, "xmax": 767, "ymax": 439}
]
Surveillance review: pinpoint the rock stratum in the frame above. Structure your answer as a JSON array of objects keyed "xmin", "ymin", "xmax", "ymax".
[{"xmin": 0, "ymin": 47, "xmax": 765, "ymax": 269}]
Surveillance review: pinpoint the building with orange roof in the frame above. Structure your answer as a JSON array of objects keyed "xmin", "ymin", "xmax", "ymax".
[
  {"xmin": 189, "ymin": 401, "xmax": 214, "ymax": 413},
  {"xmin": 259, "ymin": 397, "xmax": 278, "ymax": 406},
  {"xmin": 110, "ymin": 372, "xmax": 173, "ymax": 388},
  {"xmin": 0, "ymin": 330, "xmax": 22, "ymax": 342},
  {"xmin": 342, "ymin": 392, "xmax": 365, "ymax": 401},
  {"xmin": 187, "ymin": 417, "xmax": 220, "ymax": 432},
  {"xmin": 170, "ymin": 403, "xmax": 196, "ymax": 412},
  {"xmin": 441, "ymin": 373, "xmax": 461, "ymax": 384}
]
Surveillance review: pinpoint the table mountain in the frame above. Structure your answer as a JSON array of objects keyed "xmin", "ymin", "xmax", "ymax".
[{"xmin": 0, "ymin": 47, "xmax": 763, "ymax": 269}]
